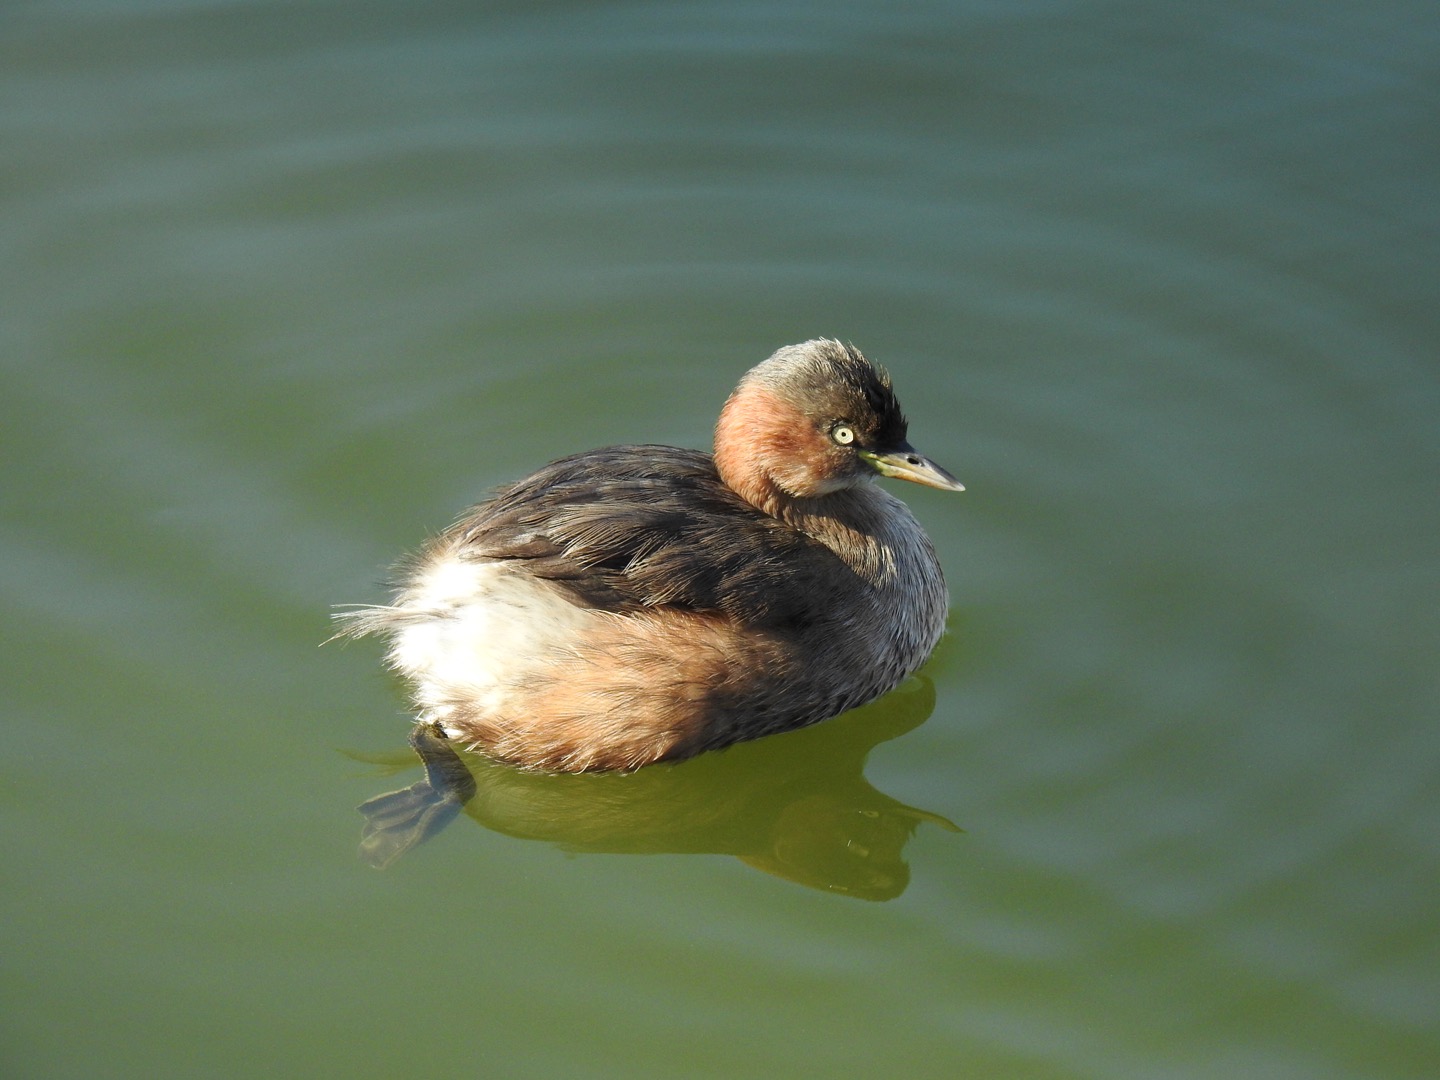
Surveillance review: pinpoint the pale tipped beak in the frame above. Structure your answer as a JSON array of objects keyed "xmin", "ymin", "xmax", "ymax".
[{"xmin": 860, "ymin": 444, "xmax": 965, "ymax": 492}]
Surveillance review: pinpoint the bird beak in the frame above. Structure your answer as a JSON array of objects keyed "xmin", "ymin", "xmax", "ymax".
[{"xmin": 860, "ymin": 444, "xmax": 965, "ymax": 492}]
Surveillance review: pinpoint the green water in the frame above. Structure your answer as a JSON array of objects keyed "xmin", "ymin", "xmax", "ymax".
[{"xmin": 3, "ymin": 2, "xmax": 1437, "ymax": 1077}]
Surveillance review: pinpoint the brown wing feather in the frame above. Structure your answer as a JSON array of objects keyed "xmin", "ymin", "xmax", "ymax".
[{"xmin": 450, "ymin": 445, "xmax": 858, "ymax": 626}]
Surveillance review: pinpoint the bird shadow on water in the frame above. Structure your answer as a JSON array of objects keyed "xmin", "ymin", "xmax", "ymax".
[{"xmin": 344, "ymin": 676, "xmax": 959, "ymax": 901}]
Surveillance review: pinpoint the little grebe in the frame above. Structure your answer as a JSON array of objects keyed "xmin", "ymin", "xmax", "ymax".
[{"xmin": 338, "ymin": 339, "xmax": 963, "ymax": 772}]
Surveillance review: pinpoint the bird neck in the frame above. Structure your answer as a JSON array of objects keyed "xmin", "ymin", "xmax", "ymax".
[
  {"xmin": 713, "ymin": 393, "xmax": 900, "ymax": 586},
  {"xmin": 779, "ymin": 487, "xmax": 906, "ymax": 587},
  {"xmin": 714, "ymin": 383, "xmax": 811, "ymax": 515}
]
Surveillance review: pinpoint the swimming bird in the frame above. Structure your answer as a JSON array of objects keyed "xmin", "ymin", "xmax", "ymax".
[{"xmin": 338, "ymin": 339, "xmax": 963, "ymax": 774}]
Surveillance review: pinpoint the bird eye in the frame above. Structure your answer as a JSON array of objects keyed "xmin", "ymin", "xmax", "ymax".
[{"xmin": 832, "ymin": 425, "xmax": 855, "ymax": 445}]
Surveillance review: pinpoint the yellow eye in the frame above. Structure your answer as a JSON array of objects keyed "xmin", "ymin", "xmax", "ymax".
[{"xmin": 832, "ymin": 425, "xmax": 855, "ymax": 445}]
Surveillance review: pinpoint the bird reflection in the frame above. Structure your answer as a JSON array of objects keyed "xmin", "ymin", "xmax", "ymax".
[{"xmin": 353, "ymin": 676, "xmax": 957, "ymax": 901}]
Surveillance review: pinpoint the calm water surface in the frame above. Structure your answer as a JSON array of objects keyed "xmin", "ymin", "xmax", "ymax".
[{"xmin": 3, "ymin": 2, "xmax": 1437, "ymax": 1077}]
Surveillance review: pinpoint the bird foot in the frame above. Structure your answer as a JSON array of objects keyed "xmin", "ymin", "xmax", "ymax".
[{"xmin": 357, "ymin": 722, "xmax": 478, "ymax": 868}]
